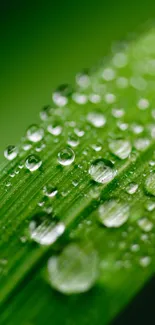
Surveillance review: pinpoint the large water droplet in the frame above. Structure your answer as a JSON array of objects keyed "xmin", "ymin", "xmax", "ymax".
[
  {"xmin": 26, "ymin": 125, "xmax": 44, "ymax": 143},
  {"xmin": 4, "ymin": 145, "xmax": 18, "ymax": 161},
  {"xmin": 98, "ymin": 199, "xmax": 130, "ymax": 228},
  {"xmin": 47, "ymin": 243, "xmax": 99, "ymax": 294},
  {"xmin": 25, "ymin": 154, "xmax": 42, "ymax": 172},
  {"xmin": 58, "ymin": 147, "xmax": 75, "ymax": 166},
  {"xmin": 87, "ymin": 112, "xmax": 106, "ymax": 128},
  {"xmin": 29, "ymin": 214, "xmax": 65, "ymax": 245},
  {"xmin": 109, "ymin": 139, "xmax": 132, "ymax": 159},
  {"xmin": 145, "ymin": 173, "xmax": 155, "ymax": 196},
  {"xmin": 89, "ymin": 159, "xmax": 116, "ymax": 184}
]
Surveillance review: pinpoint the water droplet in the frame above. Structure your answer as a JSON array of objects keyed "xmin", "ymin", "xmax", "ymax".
[
  {"xmin": 53, "ymin": 84, "xmax": 72, "ymax": 107},
  {"xmin": 47, "ymin": 243, "xmax": 99, "ymax": 294},
  {"xmin": 25, "ymin": 155, "xmax": 42, "ymax": 172},
  {"xmin": 130, "ymin": 244, "xmax": 140, "ymax": 252},
  {"xmin": 116, "ymin": 77, "xmax": 128, "ymax": 88},
  {"xmin": 109, "ymin": 139, "xmax": 132, "ymax": 159},
  {"xmin": 113, "ymin": 52, "xmax": 128, "ymax": 68},
  {"xmin": 139, "ymin": 256, "xmax": 151, "ymax": 268},
  {"xmin": 76, "ymin": 70, "xmax": 90, "ymax": 89},
  {"xmin": 87, "ymin": 112, "xmax": 106, "ymax": 128},
  {"xmin": 137, "ymin": 98, "xmax": 149, "ymax": 110},
  {"xmin": 74, "ymin": 127, "xmax": 85, "ymax": 137},
  {"xmin": 29, "ymin": 214, "xmax": 65, "ymax": 245},
  {"xmin": 126, "ymin": 183, "xmax": 138, "ymax": 194},
  {"xmin": 145, "ymin": 200, "xmax": 155, "ymax": 211},
  {"xmin": 67, "ymin": 134, "xmax": 79, "ymax": 147},
  {"xmin": 72, "ymin": 93, "xmax": 87, "ymax": 104},
  {"xmin": 23, "ymin": 143, "xmax": 32, "ymax": 151},
  {"xmin": 26, "ymin": 125, "xmax": 44, "ymax": 143},
  {"xmin": 4, "ymin": 145, "xmax": 18, "ymax": 161},
  {"xmin": 91, "ymin": 143, "xmax": 102, "ymax": 152},
  {"xmin": 138, "ymin": 218, "xmax": 153, "ymax": 232},
  {"xmin": 131, "ymin": 123, "xmax": 144, "ymax": 135},
  {"xmin": 117, "ymin": 121, "xmax": 128, "ymax": 131},
  {"xmin": 134, "ymin": 138, "xmax": 150, "ymax": 151},
  {"xmin": 35, "ymin": 142, "xmax": 46, "ymax": 152},
  {"xmin": 43, "ymin": 185, "xmax": 58, "ymax": 198},
  {"xmin": 104, "ymin": 93, "xmax": 116, "ymax": 104},
  {"xmin": 40, "ymin": 105, "xmax": 53, "ymax": 121},
  {"xmin": 112, "ymin": 108, "xmax": 125, "ymax": 118},
  {"xmin": 47, "ymin": 121, "xmax": 62, "ymax": 136},
  {"xmin": 89, "ymin": 159, "xmax": 116, "ymax": 184},
  {"xmin": 102, "ymin": 68, "xmax": 116, "ymax": 81},
  {"xmin": 98, "ymin": 199, "xmax": 130, "ymax": 228},
  {"xmin": 58, "ymin": 147, "xmax": 75, "ymax": 166},
  {"xmin": 89, "ymin": 93, "xmax": 101, "ymax": 103},
  {"xmin": 145, "ymin": 173, "xmax": 155, "ymax": 196}
]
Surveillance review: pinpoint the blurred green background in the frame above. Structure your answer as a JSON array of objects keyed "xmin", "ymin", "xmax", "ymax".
[{"xmin": 1, "ymin": 0, "xmax": 155, "ymax": 159}]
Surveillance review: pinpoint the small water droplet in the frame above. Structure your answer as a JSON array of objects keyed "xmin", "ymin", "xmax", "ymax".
[
  {"xmin": 47, "ymin": 243, "xmax": 99, "ymax": 294},
  {"xmin": 91, "ymin": 143, "xmax": 102, "ymax": 152},
  {"xmin": 98, "ymin": 199, "xmax": 130, "ymax": 228},
  {"xmin": 25, "ymin": 155, "xmax": 42, "ymax": 172},
  {"xmin": 40, "ymin": 105, "xmax": 53, "ymax": 121},
  {"xmin": 102, "ymin": 68, "xmax": 116, "ymax": 81},
  {"xmin": 112, "ymin": 108, "xmax": 125, "ymax": 118},
  {"xmin": 43, "ymin": 185, "xmax": 58, "ymax": 198},
  {"xmin": 109, "ymin": 139, "xmax": 132, "ymax": 159},
  {"xmin": 26, "ymin": 125, "xmax": 44, "ymax": 143},
  {"xmin": 113, "ymin": 52, "xmax": 128, "ymax": 68},
  {"xmin": 137, "ymin": 98, "xmax": 149, "ymax": 110},
  {"xmin": 67, "ymin": 134, "xmax": 79, "ymax": 147},
  {"xmin": 72, "ymin": 93, "xmax": 87, "ymax": 104},
  {"xmin": 134, "ymin": 138, "xmax": 150, "ymax": 151},
  {"xmin": 74, "ymin": 127, "xmax": 85, "ymax": 137},
  {"xmin": 23, "ymin": 143, "xmax": 32, "ymax": 151},
  {"xmin": 87, "ymin": 112, "xmax": 106, "ymax": 128},
  {"xmin": 131, "ymin": 123, "xmax": 144, "ymax": 135},
  {"xmin": 116, "ymin": 77, "xmax": 128, "ymax": 88},
  {"xmin": 89, "ymin": 159, "xmax": 116, "ymax": 184},
  {"xmin": 104, "ymin": 93, "xmax": 116, "ymax": 104},
  {"xmin": 29, "ymin": 214, "xmax": 65, "ymax": 246},
  {"xmin": 4, "ymin": 145, "xmax": 18, "ymax": 161},
  {"xmin": 139, "ymin": 256, "xmax": 151, "ymax": 268},
  {"xmin": 47, "ymin": 120, "xmax": 62, "ymax": 136},
  {"xmin": 145, "ymin": 200, "xmax": 155, "ymax": 211},
  {"xmin": 89, "ymin": 93, "xmax": 101, "ymax": 103},
  {"xmin": 76, "ymin": 70, "xmax": 90, "ymax": 89},
  {"xmin": 53, "ymin": 84, "xmax": 72, "ymax": 107},
  {"xmin": 138, "ymin": 217, "xmax": 153, "ymax": 232},
  {"xmin": 126, "ymin": 183, "xmax": 138, "ymax": 194},
  {"xmin": 130, "ymin": 244, "xmax": 140, "ymax": 252},
  {"xmin": 117, "ymin": 121, "xmax": 128, "ymax": 131},
  {"xmin": 58, "ymin": 147, "xmax": 75, "ymax": 166}
]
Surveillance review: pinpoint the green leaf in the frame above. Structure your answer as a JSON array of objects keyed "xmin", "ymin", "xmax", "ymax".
[{"xmin": 1, "ymin": 29, "xmax": 155, "ymax": 325}]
